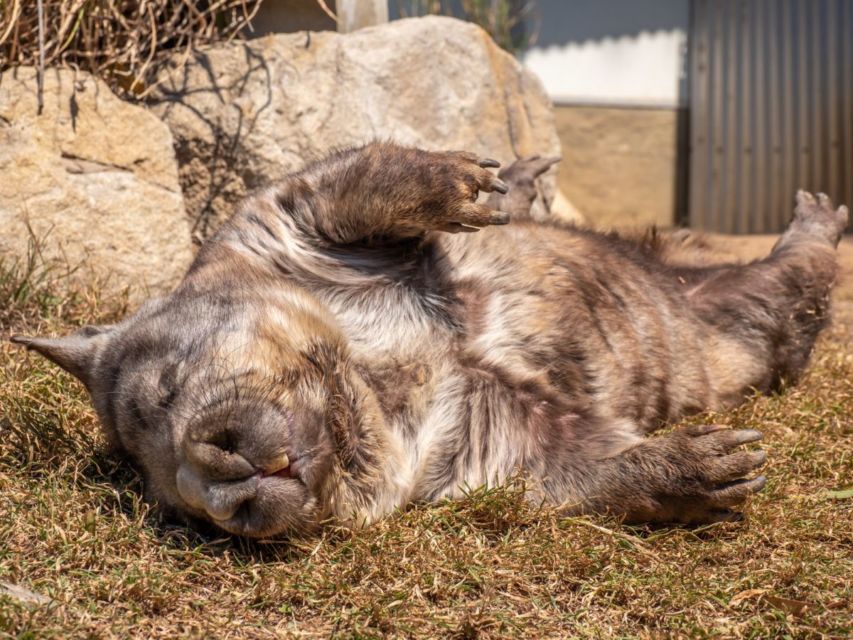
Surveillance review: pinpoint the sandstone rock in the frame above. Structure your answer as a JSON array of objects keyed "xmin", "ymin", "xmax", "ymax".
[
  {"xmin": 0, "ymin": 67, "xmax": 192, "ymax": 298},
  {"xmin": 150, "ymin": 16, "xmax": 561, "ymax": 238},
  {"xmin": 550, "ymin": 189, "xmax": 587, "ymax": 226}
]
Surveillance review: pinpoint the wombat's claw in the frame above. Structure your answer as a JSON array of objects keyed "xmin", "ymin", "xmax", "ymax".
[
  {"xmin": 490, "ymin": 178, "xmax": 509, "ymax": 194},
  {"xmin": 446, "ymin": 150, "xmax": 510, "ymax": 195},
  {"xmin": 441, "ymin": 205, "xmax": 511, "ymax": 233},
  {"xmin": 711, "ymin": 475, "xmax": 767, "ymax": 509},
  {"xmin": 470, "ymin": 164, "xmax": 508, "ymax": 195}
]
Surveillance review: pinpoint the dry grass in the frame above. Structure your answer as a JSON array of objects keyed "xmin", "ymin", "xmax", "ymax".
[{"xmin": 0, "ymin": 245, "xmax": 851, "ymax": 639}]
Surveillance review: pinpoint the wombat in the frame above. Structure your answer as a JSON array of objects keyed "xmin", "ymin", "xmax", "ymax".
[{"xmin": 13, "ymin": 143, "xmax": 848, "ymax": 538}]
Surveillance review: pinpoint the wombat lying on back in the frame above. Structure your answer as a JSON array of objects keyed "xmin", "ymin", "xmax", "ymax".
[{"xmin": 13, "ymin": 143, "xmax": 848, "ymax": 538}]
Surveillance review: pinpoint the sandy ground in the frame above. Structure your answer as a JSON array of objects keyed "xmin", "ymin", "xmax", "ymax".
[{"xmin": 554, "ymin": 105, "xmax": 680, "ymax": 228}]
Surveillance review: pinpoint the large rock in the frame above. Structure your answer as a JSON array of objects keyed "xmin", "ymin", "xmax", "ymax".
[
  {"xmin": 150, "ymin": 16, "xmax": 561, "ymax": 238},
  {"xmin": 0, "ymin": 67, "xmax": 192, "ymax": 298}
]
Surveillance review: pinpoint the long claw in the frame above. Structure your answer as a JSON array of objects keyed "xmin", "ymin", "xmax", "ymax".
[
  {"xmin": 710, "ymin": 475, "xmax": 767, "ymax": 508},
  {"xmin": 491, "ymin": 179, "xmax": 509, "ymax": 194},
  {"xmin": 440, "ymin": 222, "xmax": 480, "ymax": 233},
  {"xmin": 708, "ymin": 450, "xmax": 767, "ymax": 483},
  {"xmin": 817, "ymin": 192, "xmax": 834, "ymax": 209},
  {"xmin": 730, "ymin": 429, "xmax": 764, "ymax": 445},
  {"xmin": 684, "ymin": 424, "xmax": 729, "ymax": 437}
]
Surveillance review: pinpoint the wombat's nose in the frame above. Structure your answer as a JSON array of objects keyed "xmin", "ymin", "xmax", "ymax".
[
  {"xmin": 185, "ymin": 428, "xmax": 257, "ymax": 482},
  {"xmin": 176, "ymin": 463, "xmax": 259, "ymax": 523}
]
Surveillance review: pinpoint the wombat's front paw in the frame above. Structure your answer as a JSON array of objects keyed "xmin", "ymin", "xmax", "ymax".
[
  {"xmin": 790, "ymin": 190, "xmax": 849, "ymax": 247},
  {"xmin": 423, "ymin": 150, "xmax": 511, "ymax": 233},
  {"xmin": 634, "ymin": 424, "xmax": 767, "ymax": 525}
]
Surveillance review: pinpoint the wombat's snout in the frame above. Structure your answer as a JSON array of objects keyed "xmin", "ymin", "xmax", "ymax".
[
  {"xmin": 176, "ymin": 461, "xmax": 260, "ymax": 523},
  {"xmin": 175, "ymin": 402, "xmax": 304, "ymax": 529}
]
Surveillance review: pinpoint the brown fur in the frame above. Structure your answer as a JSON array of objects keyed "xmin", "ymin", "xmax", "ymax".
[{"xmin": 12, "ymin": 143, "xmax": 848, "ymax": 537}]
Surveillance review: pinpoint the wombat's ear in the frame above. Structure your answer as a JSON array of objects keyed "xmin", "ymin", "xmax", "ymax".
[{"xmin": 10, "ymin": 324, "xmax": 114, "ymax": 388}]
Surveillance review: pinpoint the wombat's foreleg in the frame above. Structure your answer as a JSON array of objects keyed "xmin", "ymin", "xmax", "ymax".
[
  {"xmin": 275, "ymin": 142, "xmax": 513, "ymax": 244},
  {"xmin": 563, "ymin": 425, "xmax": 767, "ymax": 524}
]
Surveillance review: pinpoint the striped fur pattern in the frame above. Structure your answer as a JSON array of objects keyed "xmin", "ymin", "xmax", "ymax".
[{"xmin": 13, "ymin": 143, "xmax": 848, "ymax": 537}]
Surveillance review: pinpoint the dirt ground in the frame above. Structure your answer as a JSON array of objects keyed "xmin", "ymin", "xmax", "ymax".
[{"xmin": 554, "ymin": 105, "xmax": 681, "ymax": 228}]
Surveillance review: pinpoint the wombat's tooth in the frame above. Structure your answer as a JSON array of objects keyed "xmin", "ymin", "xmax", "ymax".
[{"xmin": 265, "ymin": 452, "xmax": 290, "ymax": 475}]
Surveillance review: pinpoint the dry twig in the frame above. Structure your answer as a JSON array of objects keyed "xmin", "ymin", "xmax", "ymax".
[{"xmin": 0, "ymin": 0, "xmax": 264, "ymax": 98}]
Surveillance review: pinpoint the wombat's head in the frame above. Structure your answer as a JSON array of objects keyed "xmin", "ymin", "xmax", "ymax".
[{"xmin": 12, "ymin": 286, "xmax": 370, "ymax": 538}]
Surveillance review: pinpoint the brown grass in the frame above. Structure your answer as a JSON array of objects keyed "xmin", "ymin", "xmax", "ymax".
[{"xmin": 0, "ymin": 244, "xmax": 851, "ymax": 639}]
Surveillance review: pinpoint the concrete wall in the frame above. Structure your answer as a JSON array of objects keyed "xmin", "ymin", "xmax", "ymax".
[
  {"xmin": 525, "ymin": 0, "xmax": 689, "ymax": 107},
  {"xmin": 555, "ymin": 105, "xmax": 684, "ymax": 229},
  {"xmin": 521, "ymin": 2, "xmax": 691, "ymax": 228}
]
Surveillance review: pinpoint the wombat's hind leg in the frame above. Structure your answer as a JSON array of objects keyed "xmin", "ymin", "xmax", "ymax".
[
  {"xmin": 486, "ymin": 155, "xmax": 561, "ymax": 219},
  {"xmin": 568, "ymin": 425, "xmax": 767, "ymax": 525},
  {"xmin": 684, "ymin": 191, "xmax": 847, "ymax": 395}
]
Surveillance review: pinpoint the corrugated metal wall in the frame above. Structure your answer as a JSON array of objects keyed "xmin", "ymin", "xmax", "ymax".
[{"xmin": 689, "ymin": 0, "xmax": 853, "ymax": 233}]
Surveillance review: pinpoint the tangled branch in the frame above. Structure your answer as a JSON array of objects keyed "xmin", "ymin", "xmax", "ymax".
[{"xmin": 0, "ymin": 0, "xmax": 264, "ymax": 98}]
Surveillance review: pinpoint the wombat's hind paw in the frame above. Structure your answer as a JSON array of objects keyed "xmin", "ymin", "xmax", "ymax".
[
  {"xmin": 499, "ymin": 155, "xmax": 561, "ymax": 185},
  {"xmin": 790, "ymin": 190, "xmax": 849, "ymax": 247}
]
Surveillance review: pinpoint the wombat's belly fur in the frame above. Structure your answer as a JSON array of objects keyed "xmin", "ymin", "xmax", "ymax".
[{"xmin": 14, "ymin": 144, "xmax": 847, "ymax": 537}]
